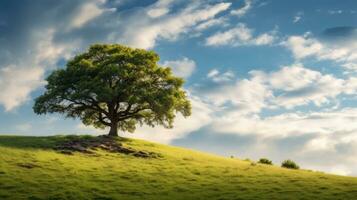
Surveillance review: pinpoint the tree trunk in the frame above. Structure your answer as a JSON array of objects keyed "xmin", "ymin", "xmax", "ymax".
[{"xmin": 108, "ymin": 121, "xmax": 118, "ymax": 137}]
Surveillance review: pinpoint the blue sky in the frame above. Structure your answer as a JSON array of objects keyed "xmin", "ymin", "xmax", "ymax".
[{"xmin": 1, "ymin": 0, "xmax": 357, "ymax": 176}]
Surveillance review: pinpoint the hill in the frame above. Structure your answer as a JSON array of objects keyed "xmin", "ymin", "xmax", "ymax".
[{"xmin": 0, "ymin": 135, "xmax": 356, "ymax": 200}]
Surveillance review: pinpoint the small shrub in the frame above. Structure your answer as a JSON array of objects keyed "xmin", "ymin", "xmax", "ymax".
[
  {"xmin": 230, "ymin": 155, "xmax": 234, "ymax": 159},
  {"xmin": 250, "ymin": 162, "xmax": 257, "ymax": 166},
  {"xmin": 281, "ymin": 159, "xmax": 299, "ymax": 169},
  {"xmin": 258, "ymin": 158, "xmax": 273, "ymax": 165}
]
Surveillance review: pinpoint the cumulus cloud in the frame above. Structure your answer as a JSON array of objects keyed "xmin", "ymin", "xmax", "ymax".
[
  {"xmin": 162, "ymin": 57, "xmax": 196, "ymax": 78},
  {"xmin": 283, "ymin": 29, "xmax": 357, "ymax": 71},
  {"xmin": 266, "ymin": 64, "xmax": 345, "ymax": 108},
  {"xmin": 196, "ymin": 63, "xmax": 350, "ymax": 112},
  {"xmin": 195, "ymin": 73, "xmax": 272, "ymax": 114},
  {"xmin": 205, "ymin": 23, "xmax": 277, "ymax": 46},
  {"xmin": 283, "ymin": 34, "xmax": 323, "ymax": 59}
]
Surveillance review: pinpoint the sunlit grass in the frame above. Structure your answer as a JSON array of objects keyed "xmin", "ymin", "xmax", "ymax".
[{"xmin": 0, "ymin": 135, "xmax": 356, "ymax": 200}]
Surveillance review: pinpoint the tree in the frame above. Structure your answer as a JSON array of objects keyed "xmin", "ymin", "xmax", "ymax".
[{"xmin": 33, "ymin": 44, "xmax": 191, "ymax": 136}]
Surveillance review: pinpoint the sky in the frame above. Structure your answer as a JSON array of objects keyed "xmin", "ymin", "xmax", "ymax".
[{"xmin": 1, "ymin": 0, "xmax": 357, "ymax": 176}]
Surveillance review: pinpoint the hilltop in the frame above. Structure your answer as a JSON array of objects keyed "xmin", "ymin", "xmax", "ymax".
[{"xmin": 0, "ymin": 135, "xmax": 356, "ymax": 200}]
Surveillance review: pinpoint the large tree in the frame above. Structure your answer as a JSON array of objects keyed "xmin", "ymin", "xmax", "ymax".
[{"xmin": 33, "ymin": 44, "xmax": 191, "ymax": 136}]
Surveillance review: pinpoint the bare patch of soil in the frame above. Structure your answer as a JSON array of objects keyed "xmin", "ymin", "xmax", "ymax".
[
  {"xmin": 17, "ymin": 163, "xmax": 39, "ymax": 169},
  {"xmin": 54, "ymin": 135, "xmax": 160, "ymax": 158}
]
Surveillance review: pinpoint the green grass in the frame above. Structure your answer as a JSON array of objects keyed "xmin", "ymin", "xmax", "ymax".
[{"xmin": 0, "ymin": 135, "xmax": 356, "ymax": 200}]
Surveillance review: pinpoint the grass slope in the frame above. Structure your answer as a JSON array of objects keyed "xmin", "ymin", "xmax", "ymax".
[{"xmin": 0, "ymin": 135, "xmax": 356, "ymax": 200}]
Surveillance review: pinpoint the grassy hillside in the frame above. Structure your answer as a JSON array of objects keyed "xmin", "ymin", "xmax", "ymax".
[{"xmin": 0, "ymin": 135, "xmax": 356, "ymax": 200}]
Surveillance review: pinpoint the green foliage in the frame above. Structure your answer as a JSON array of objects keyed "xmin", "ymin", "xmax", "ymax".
[
  {"xmin": 0, "ymin": 136, "xmax": 357, "ymax": 200},
  {"xmin": 33, "ymin": 44, "xmax": 191, "ymax": 136},
  {"xmin": 281, "ymin": 159, "xmax": 300, "ymax": 169},
  {"xmin": 258, "ymin": 158, "xmax": 273, "ymax": 165}
]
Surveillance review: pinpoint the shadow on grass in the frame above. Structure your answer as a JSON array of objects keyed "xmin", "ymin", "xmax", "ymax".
[{"xmin": 0, "ymin": 135, "xmax": 131, "ymax": 150}]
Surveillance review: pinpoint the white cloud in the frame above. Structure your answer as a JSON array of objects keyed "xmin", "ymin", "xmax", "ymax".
[
  {"xmin": 162, "ymin": 57, "xmax": 196, "ymax": 78},
  {"xmin": 283, "ymin": 35, "xmax": 323, "ymax": 59},
  {"xmin": 0, "ymin": 66, "xmax": 44, "ymax": 111},
  {"xmin": 267, "ymin": 64, "xmax": 345, "ymax": 108},
  {"xmin": 207, "ymin": 69, "xmax": 219, "ymax": 78},
  {"xmin": 293, "ymin": 12, "xmax": 303, "ymax": 23},
  {"xmin": 198, "ymin": 63, "xmax": 347, "ymax": 112},
  {"xmin": 147, "ymin": 0, "xmax": 173, "ymax": 18},
  {"xmin": 0, "ymin": 28, "xmax": 75, "ymax": 111},
  {"xmin": 196, "ymin": 73, "xmax": 272, "ymax": 114},
  {"xmin": 283, "ymin": 33, "xmax": 357, "ymax": 71},
  {"xmin": 268, "ymin": 64, "xmax": 321, "ymax": 91},
  {"xmin": 34, "ymin": 29, "xmax": 74, "ymax": 64},
  {"xmin": 205, "ymin": 23, "xmax": 277, "ymax": 46},
  {"xmin": 345, "ymin": 77, "xmax": 357, "ymax": 94},
  {"xmin": 342, "ymin": 63, "xmax": 357, "ymax": 70},
  {"xmin": 231, "ymin": 0, "xmax": 252, "ymax": 17},
  {"xmin": 207, "ymin": 69, "xmax": 235, "ymax": 83},
  {"xmin": 118, "ymin": 2, "xmax": 231, "ymax": 49},
  {"xmin": 70, "ymin": 1, "xmax": 106, "ymax": 28},
  {"xmin": 205, "ymin": 23, "xmax": 252, "ymax": 46},
  {"xmin": 304, "ymin": 136, "xmax": 335, "ymax": 152},
  {"xmin": 195, "ymin": 17, "xmax": 228, "ymax": 31},
  {"xmin": 254, "ymin": 33, "xmax": 276, "ymax": 45},
  {"xmin": 212, "ymin": 108, "xmax": 357, "ymax": 138}
]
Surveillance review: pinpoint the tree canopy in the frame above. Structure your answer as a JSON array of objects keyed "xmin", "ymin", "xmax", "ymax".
[{"xmin": 33, "ymin": 44, "xmax": 191, "ymax": 136}]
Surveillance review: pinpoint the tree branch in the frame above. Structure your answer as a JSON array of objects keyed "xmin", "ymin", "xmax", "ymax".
[{"xmin": 98, "ymin": 112, "xmax": 111, "ymax": 126}]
